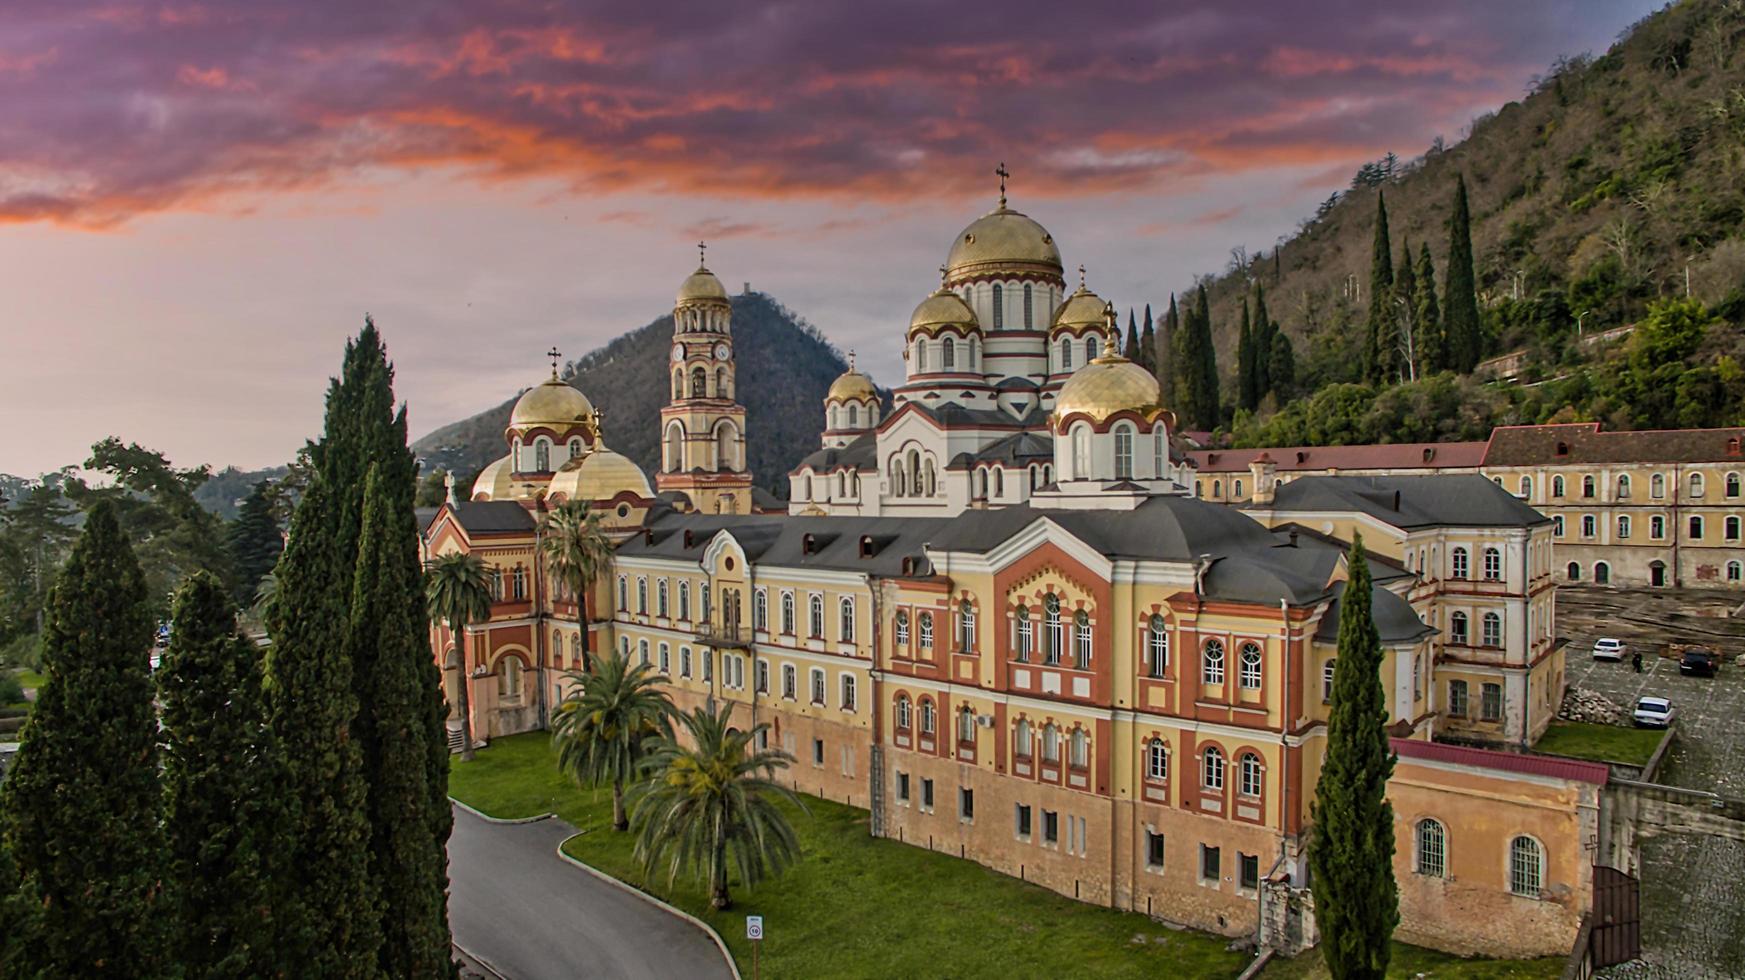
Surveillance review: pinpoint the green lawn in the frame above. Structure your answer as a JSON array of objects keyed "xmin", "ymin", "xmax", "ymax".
[
  {"xmin": 450, "ymin": 732, "xmax": 1249, "ymax": 979},
  {"xmin": 1262, "ymin": 945, "xmax": 1563, "ymax": 979},
  {"xmin": 1532, "ymin": 721, "xmax": 1666, "ymax": 766},
  {"xmin": 16, "ymin": 670, "xmax": 45, "ymax": 691}
]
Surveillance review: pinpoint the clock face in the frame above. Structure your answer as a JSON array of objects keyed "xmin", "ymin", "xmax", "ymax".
[
  {"xmin": 714, "ymin": 343, "xmax": 730, "ymax": 360},
  {"xmin": 672, "ymin": 344, "xmax": 685, "ymax": 362}
]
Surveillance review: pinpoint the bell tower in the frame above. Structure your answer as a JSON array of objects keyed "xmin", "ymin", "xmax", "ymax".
[{"xmin": 656, "ymin": 244, "xmax": 753, "ymax": 513}]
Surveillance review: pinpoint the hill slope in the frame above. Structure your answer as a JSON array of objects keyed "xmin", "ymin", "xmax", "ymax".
[
  {"xmin": 413, "ymin": 292, "xmax": 859, "ymax": 497},
  {"xmin": 1191, "ymin": 0, "xmax": 1745, "ymax": 397}
]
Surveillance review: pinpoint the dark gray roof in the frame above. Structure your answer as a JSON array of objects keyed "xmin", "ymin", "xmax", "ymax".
[
  {"xmin": 617, "ymin": 511, "xmax": 940, "ymax": 576},
  {"xmin": 447, "ymin": 501, "xmax": 536, "ymax": 534},
  {"xmin": 416, "ymin": 507, "xmax": 440, "ymax": 533},
  {"xmin": 952, "ymin": 431, "xmax": 1054, "ymax": 469},
  {"xmin": 904, "ymin": 401, "xmax": 1042, "ymax": 429},
  {"xmin": 994, "ymin": 377, "xmax": 1040, "ymax": 390},
  {"xmin": 1259, "ymin": 475, "xmax": 1551, "ymax": 529},
  {"xmin": 1314, "ymin": 579, "xmax": 1435, "ymax": 644},
  {"xmin": 750, "ymin": 487, "xmax": 785, "ymax": 512},
  {"xmin": 795, "ymin": 432, "xmax": 879, "ymax": 472}
]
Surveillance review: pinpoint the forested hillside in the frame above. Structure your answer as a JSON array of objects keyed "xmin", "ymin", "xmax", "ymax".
[
  {"xmin": 1174, "ymin": 0, "xmax": 1745, "ymax": 446},
  {"xmin": 413, "ymin": 291, "xmax": 862, "ymax": 497}
]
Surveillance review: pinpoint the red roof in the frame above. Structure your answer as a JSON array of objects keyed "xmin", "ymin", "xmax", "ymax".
[
  {"xmin": 1391, "ymin": 738, "xmax": 1608, "ymax": 786},
  {"xmin": 1188, "ymin": 442, "xmax": 1487, "ymax": 474},
  {"xmin": 1481, "ymin": 422, "xmax": 1745, "ymax": 466}
]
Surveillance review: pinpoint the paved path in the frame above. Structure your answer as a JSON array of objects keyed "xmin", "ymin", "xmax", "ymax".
[{"xmin": 448, "ymin": 805, "xmax": 734, "ymax": 980}]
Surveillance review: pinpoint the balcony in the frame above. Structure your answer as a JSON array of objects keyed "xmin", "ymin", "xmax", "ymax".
[{"xmin": 693, "ymin": 622, "xmax": 754, "ymax": 648}]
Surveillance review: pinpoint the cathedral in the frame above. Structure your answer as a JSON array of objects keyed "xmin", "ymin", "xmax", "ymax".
[{"xmin": 422, "ymin": 185, "xmax": 1618, "ymax": 962}]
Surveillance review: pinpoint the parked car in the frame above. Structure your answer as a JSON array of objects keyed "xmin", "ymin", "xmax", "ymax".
[
  {"xmin": 1592, "ymin": 638, "xmax": 1626, "ymax": 661},
  {"xmin": 1678, "ymin": 646, "xmax": 1719, "ymax": 677},
  {"xmin": 1632, "ymin": 696, "xmax": 1675, "ymax": 728}
]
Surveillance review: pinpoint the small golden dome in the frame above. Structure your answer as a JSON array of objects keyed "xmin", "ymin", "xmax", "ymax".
[
  {"xmin": 1053, "ymin": 342, "xmax": 1164, "ymax": 425},
  {"xmin": 827, "ymin": 369, "xmax": 878, "ymax": 403},
  {"xmin": 945, "ymin": 206, "xmax": 1063, "ymax": 283},
  {"xmin": 677, "ymin": 265, "xmax": 729, "ymax": 304},
  {"xmin": 908, "ymin": 288, "xmax": 980, "ymax": 337},
  {"xmin": 549, "ymin": 445, "xmax": 654, "ymax": 503},
  {"xmin": 510, "ymin": 376, "xmax": 595, "ymax": 430},
  {"xmin": 1050, "ymin": 284, "xmax": 1109, "ymax": 335},
  {"xmin": 469, "ymin": 455, "xmax": 515, "ymax": 501}
]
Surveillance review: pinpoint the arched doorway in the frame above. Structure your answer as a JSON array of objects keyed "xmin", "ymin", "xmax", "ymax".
[
  {"xmin": 1594, "ymin": 562, "xmax": 1611, "ymax": 585},
  {"xmin": 1649, "ymin": 561, "xmax": 1666, "ymax": 587}
]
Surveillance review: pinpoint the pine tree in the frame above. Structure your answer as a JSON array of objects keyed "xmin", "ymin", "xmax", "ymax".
[
  {"xmin": 1365, "ymin": 191, "xmax": 1396, "ymax": 384},
  {"xmin": 1253, "ymin": 285, "xmax": 1276, "ymax": 400},
  {"xmin": 1309, "ymin": 533, "xmax": 1400, "ymax": 980},
  {"xmin": 159, "ymin": 570, "xmax": 282, "ymax": 978},
  {"xmin": 1139, "ymin": 303, "xmax": 1157, "ymax": 374},
  {"xmin": 1124, "ymin": 309, "xmax": 1141, "ymax": 361},
  {"xmin": 1237, "ymin": 298, "xmax": 1257, "ymax": 411},
  {"xmin": 228, "ymin": 479, "xmax": 283, "ymax": 605},
  {"xmin": 352, "ymin": 465, "xmax": 452, "ymax": 978},
  {"xmin": 0, "ymin": 501, "xmax": 169, "ymax": 975},
  {"xmin": 1444, "ymin": 175, "xmax": 1483, "ymax": 373},
  {"xmin": 1394, "ymin": 238, "xmax": 1418, "ymax": 381},
  {"xmin": 1415, "ymin": 244, "xmax": 1444, "ymax": 373},
  {"xmin": 1268, "ymin": 330, "xmax": 1296, "ymax": 400}
]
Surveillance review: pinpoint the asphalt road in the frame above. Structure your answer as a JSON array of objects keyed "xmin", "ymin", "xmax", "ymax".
[{"xmin": 448, "ymin": 805, "xmax": 735, "ymax": 980}]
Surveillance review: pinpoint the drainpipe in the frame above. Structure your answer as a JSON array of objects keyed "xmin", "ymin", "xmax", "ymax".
[
  {"xmin": 534, "ymin": 503, "xmax": 549, "ymax": 730},
  {"xmin": 1672, "ymin": 463, "xmax": 1682, "ymax": 588},
  {"xmin": 1261, "ymin": 596, "xmax": 1291, "ymax": 948}
]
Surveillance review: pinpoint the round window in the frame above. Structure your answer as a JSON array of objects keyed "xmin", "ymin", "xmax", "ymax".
[
  {"xmin": 616, "ymin": 504, "xmax": 630, "ymax": 518},
  {"xmin": 725, "ymin": 556, "xmax": 736, "ymax": 571}
]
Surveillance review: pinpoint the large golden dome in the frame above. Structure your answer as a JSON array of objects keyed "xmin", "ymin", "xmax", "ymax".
[
  {"xmin": 908, "ymin": 288, "xmax": 980, "ymax": 337},
  {"xmin": 827, "ymin": 368, "xmax": 878, "ymax": 403},
  {"xmin": 549, "ymin": 445, "xmax": 654, "ymax": 502},
  {"xmin": 1050, "ymin": 285, "xmax": 1109, "ymax": 334},
  {"xmin": 944, "ymin": 205, "xmax": 1063, "ymax": 283},
  {"xmin": 1053, "ymin": 343, "xmax": 1164, "ymax": 425},
  {"xmin": 510, "ymin": 376, "xmax": 595, "ymax": 429},
  {"xmin": 677, "ymin": 265, "xmax": 729, "ymax": 304},
  {"xmin": 469, "ymin": 455, "xmax": 515, "ymax": 500}
]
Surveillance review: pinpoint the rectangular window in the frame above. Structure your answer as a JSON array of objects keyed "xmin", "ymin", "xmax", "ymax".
[
  {"xmin": 1042, "ymin": 809, "xmax": 1059, "ymax": 845},
  {"xmin": 921, "ymin": 778, "xmax": 934, "ymax": 812},
  {"xmin": 1015, "ymin": 803, "xmax": 1032, "ymax": 839},
  {"xmin": 782, "ymin": 664, "xmax": 797, "ymax": 700},
  {"xmin": 897, "ymin": 771, "xmax": 910, "ymax": 803},
  {"xmin": 810, "ymin": 668, "xmax": 826, "ymax": 705},
  {"xmin": 812, "ymin": 738, "xmax": 824, "ymax": 767},
  {"xmin": 756, "ymin": 659, "xmax": 769, "ymax": 693},
  {"xmin": 1146, "ymin": 831, "xmax": 1165, "ymax": 869},
  {"xmin": 1448, "ymin": 680, "xmax": 1468, "ymax": 717},
  {"xmin": 1200, "ymin": 844, "xmax": 1221, "ymax": 882},
  {"xmin": 959, "ymin": 787, "xmax": 974, "ymax": 821},
  {"xmin": 680, "ymin": 646, "xmax": 692, "ymax": 678},
  {"xmin": 1482, "ymin": 682, "xmax": 1503, "ymax": 722},
  {"xmin": 1239, "ymin": 853, "xmax": 1260, "ymax": 891}
]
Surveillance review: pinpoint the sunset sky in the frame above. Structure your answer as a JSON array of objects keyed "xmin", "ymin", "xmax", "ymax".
[{"xmin": 0, "ymin": 0, "xmax": 1656, "ymax": 477}]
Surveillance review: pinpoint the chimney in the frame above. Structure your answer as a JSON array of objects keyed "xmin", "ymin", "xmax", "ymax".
[
  {"xmin": 1288, "ymin": 529, "xmax": 1299, "ymax": 548},
  {"xmin": 1249, "ymin": 452, "xmax": 1278, "ymax": 506},
  {"xmin": 1392, "ymin": 489, "xmax": 1401, "ymax": 511}
]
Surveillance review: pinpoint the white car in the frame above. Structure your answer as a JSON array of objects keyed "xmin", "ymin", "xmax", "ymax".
[
  {"xmin": 1592, "ymin": 638, "xmax": 1626, "ymax": 661},
  {"xmin": 1632, "ymin": 696, "xmax": 1674, "ymax": 728}
]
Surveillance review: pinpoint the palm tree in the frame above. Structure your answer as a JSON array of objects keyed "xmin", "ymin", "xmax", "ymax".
[
  {"xmin": 540, "ymin": 501, "xmax": 614, "ymax": 672},
  {"xmin": 424, "ymin": 552, "xmax": 492, "ymax": 761},
  {"xmin": 631, "ymin": 703, "xmax": 803, "ymax": 910},
  {"xmin": 551, "ymin": 652, "xmax": 674, "ymax": 830}
]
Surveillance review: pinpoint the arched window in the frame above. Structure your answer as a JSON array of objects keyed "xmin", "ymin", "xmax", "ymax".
[
  {"xmin": 894, "ymin": 610, "xmax": 910, "ymax": 646},
  {"xmin": 636, "ymin": 577, "xmax": 647, "ymax": 613},
  {"xmin": 1238, "ymin": 753, "xmax": 1263, "ymax": 797},
  {"xmin": 957, "ymin": 705, "xmax": 975, "ymax": 743},
  {"xmin": 1042, "ymin": 724, "xmax": 1060, "ymax": 763},
  {"xmin": 672, "ymin": 369, "xmax": 683, "ymax": 399},
  {"xmin": 1518, "ymin": 475, "xmax": 1531, "ymax": 498},
  {"xmin": 1416, "ymin": 819, "xmax": 1446, "ymax": 877},
  {"xmin": 1043, "ymin": 595, "xmax": 1063, "ymax": 665},
  {"xmin": 840, "ymin": 597, "xmax": 855, "ymax": 642},
  {"xmin": 1651, "ymin": 473, "xmax": 1665, "ymax": 498},
  {"xmin": 1651, "ymin": 515, "xmax": 1666, "ymax": 539},
  {"xmin": 716, "ymin": 421, "xmax": 737, "ymax": 471},
  {"xmin": 534, "ymin": 438, "xmax": 551, "ymax": 472},
  {"xmin": 1114, "ymin": 424, "xmax": 1134, "ymax": 479},
  {"xmin": 1201, "ymin": 746, "xmax": 1225, "ymax": 790},
  {"xmin": 1450, "ymin": 612, "xmax": 1469, "ymax": 644},
  {"xmin": 1239, "ymin": 642, "xmax": 1263, "ymax": 689},
  {"xmin": 907, "ymin": 450, "xmax": 921, "ymax": 496},
  {"xmin": 500, "ymin": 657, "xmax": 522, "ymax": 700},
  {"xmin": 657, "ymin": 579, "xmax": 669, "ymax": 617},
  {"xmin": 923, "ymin": 458, "xmax": 936, "ymax": 496},
  {"xmin": 800, "ymin": 474, "xmax": 813, "ymax": 500},
  {"xmin": 1015, "ymin": 605, "xmax": 1032, "ymax": 661},
  {"xmin": 1069, "ymin": 729, "xmax": 1088, "ymax": 768},
  {"xmin": 994, "ymin": 467, "xmax": 1004, "ymax": 498},
  {"xmin": 829, "ymin": 405, "xmax": 839, "ymax": 430},
  {"xmin": 943, "ymin": 337, "xmax": 956, "ymax": 371},
  {"xmin": 1552, "ymin": 475, "xmax": 1565, "ymax": 497},
  {"xmin": 896, "ymin": 694, "xmax": 912, "ymax": 730},
  {"xmin": 1060, "ymin": 338, "xmax": 1073, "ymax": 371},
  {"xmin": 992, "ymin": 284, "xmax": 1004, "ymax": 328},
  {"xmin": 1729, "ymin": 472, "xmax": 1741, "ymax": 498},
  {"xmin": 842, "ymin": 674, "xmax": 857, "ymax": 710},
  {"xmin": 847, "ymin": 403, "xmax": 859, "ymax": 428},
  {"xmin": 918, "ymin": 611, "xmax": 934, "ymax": 648},
  {"xmin": 916, "ymin": 340, "xmax": 927, "ymax": 373},
  {"xmin": 1153, "ymin": 426, "xmax": 1167, "ymax": 478},
  {"xmin": 781, "ymin": 592, "xmax": 795, "ymax": 634},
  {"xmin": 1728, "ymin": 560, "xmax": 1742, "ymax": 582},
  {"xmin": 1023, "ymin": 283, "xmax": 1034, "ymax": 328},
  {"xmin": 1071, "ymin": 423, "xmax": 1091, "ymax": 478},
  {"xmin": 617, "ymin": 575, "xmax": 628, "ymax": 610},
  {"xmin": 1691, "ymin": 515, "xmax": 1705, "ymax": 539},
  {"xmin": 1234, "ymin": 479, "xmax": 1244, "ymax": 498},
  {"xmin": 1073, "ymin": 610, "xmax": 1092, "ymax": 669},
  {"xmin": 716, "ymin": 367, "xmax": 729, "ymax": 399},
  {"xmin": 960, "ymin": 600, "xmax": 976, "ymax": 650},
  {"xmin": 1015, "ymin": 718, "xmax": 1032, "ymax": 758},
  {"xmin": 1618, "ymin": 474, "xmax": 1631, "ymax": 499},
  {"xmin": 920, "ymin": 698, "xmax": 936, "ymax": 735},
  {"xmin": 1482, "ymin": 547, "xmax": 1501, "ymax": 581},
  {"xmin": 1202, "ymin": 639, "xmax": 1226, "ymax": 684},
  {"xmin": 1146, "ymin": 738, "xmax": 1168, "ymax": 782},
  {"xmin": 1086, "ymin": 336, "xmax": 1098, "ymax": 365},
  {"xmin": 1322, "ymin": 659, "xmax": 1337, "ymax": 702},
  {"xmin": 1582, "ymin": 514, "xmax": 1596, "ymax": 537},
  {"xmin": 1146, "ymin": 615, "xmax": 1168, "ymax": 678},
  {"xmin": 1509, "ymin": 836, "xmax": 1542, "ymax": 896},
  {"xmin": 665, "ymin": 423, "xmax": 684, "ymax": 473},
  {"xmin": 1553, "ymin": 515, "xmax": 1564, "ymax": 537},
  {"xmin": 1481, "ymin": 611, "xmax": 1502, "ymax": 647},
  {"xmin": 889, "ymin": 459, "xmax": 905, "ymax": 497},
  {"xmin": 1691, "ymin": 472, "xmax": 1706, "ymax": 498},
  {"xmin": 568, "ymin": 438, "xmax": 583, "ymax": 460},
  {"xmin": 1582, "ymin": 475, "xmax": 1595, "ymax": 498},
  {"xmin": 809, "ymin": 594, "xmax": 824, "ymax": 637},
  {"xmin": 1618, "ymin": 515, "xmax": 1631, "ymax": 538},
  {"xmin": 1567, "ymin": 562, "xmax": 1581, "ymax": 580},
  {"xmin": 690, "ymin": 366, "xmax": 707, "ymax": 398},
  {"xmin": 1595, "ymin": 561, "xmax": 1612, "ymax": 584},
  {"xmin": 1728, "ymin": 516, "xmax": 1741, "ymax": 541},
  {"xmin": 752, "ymin": 588, "xmax": 765, "ymax": 630}
]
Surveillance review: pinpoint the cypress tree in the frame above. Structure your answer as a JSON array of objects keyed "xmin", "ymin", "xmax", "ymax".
[
  {"xmin": 1394, "ymin": 238, "xmax": 1418, "ymax": 380},
  {"xmin": 1139, "ymin": 303, "xmax": 1156, "ymax": 374},
  {"xmin": 1195, "ymin": 285, "xmax": 1219, "ymax": 429},
  {"xmin": 1268, "ymin": 330, "xmax": 1296, "ymax": 400},
  {"xmin": 1309, "ymin": 533, "xmax": 1400, "ymax": 980},
  {"xmin": 0, "ymin": 501, "xmax": 168, "ymax": 976},
  {"xmin": 1124, "ymin": 309, "xmax": 1141, "ymax": 361},
  {"xmin": 160, "ymin": 570, "xmax": 282, "ymax": 978},
  {"xmin": 1158, "ymin": 294, "xmax": 1179, "ymax": 399},
  {"xmin": 1415, "ymin": 244, "xmax": 1444, "ymax": 373},
  {"xmin": 1365, "ymin": 191, "xmax": 1396, "ymax": 384},
  {"xmin": 352, "ymin": 464, "xmax": 452, "ymax": 978},
  {"xmin": 1237, "ymin": 298, "xmax": 1257, "ymax": 411},
  {"xmin": 1253, "ymin": 285, "xmax": 1275, "ymax": 400},
  {"xmin": 228, "ymin": 479, "xmax": 283, "ymax": 605},
  {"xmin": 1444, "ymin": 175, "xmax": 1483, "ymax": 373}
]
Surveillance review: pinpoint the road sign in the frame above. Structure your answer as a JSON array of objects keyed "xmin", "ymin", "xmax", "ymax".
[{"xmin": 746, "ymin": 915, "xmax": 764, "ymax": 941}]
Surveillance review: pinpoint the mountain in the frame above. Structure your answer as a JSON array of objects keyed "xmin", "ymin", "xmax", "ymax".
[
  {"xmin": 193, "ymin": 465, "xmax": 290, "ymax": 520},
  {"xmin": 1189, "ymin": 0, "xmax": 1745, "ymax": 397},
  {"xmin": 413, "ymin": 291, "xmax": 862, "ymax": 498}
]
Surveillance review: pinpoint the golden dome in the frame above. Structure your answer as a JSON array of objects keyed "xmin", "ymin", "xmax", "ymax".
[
  {"xmin": 549, "ymin": 445, "xmax": 654, "ymax": 502},
  {"xmin": 908, "ymin": 288, "xmax": 980, "ymax": 337},
  {"xmin": 1050, "ymin": 285, "xmax": 1109, "ymax": 334},
  {"xmin": 677, "ymin": 265, "xmax": 729, "ymax": 304},
  {"xmin": 944, "ymin": 206, "xmax": 1063, "ymax": 283},
  {"xmin": 469, "ymin": 455, "xmax": 515, "ymax": 500},
  {"xmin": 827, "ymin": 369, "xmax": 878, "ymax": 403},
  {"xmin": 1052, "ymin": 343, "xmax": 1164, "ymax": 425},
  {"xmin": 510, "ymin": 376, "xmax": 595, "ymax": 430}
]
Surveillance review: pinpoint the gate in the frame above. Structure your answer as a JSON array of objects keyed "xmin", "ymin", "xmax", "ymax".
[{"xmin": 1590, "ymin": 865, "xmax": 1641, "ymax": 969}]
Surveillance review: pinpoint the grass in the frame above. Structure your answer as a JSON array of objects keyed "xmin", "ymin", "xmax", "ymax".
[
  {"xmin": 1532, "ymin": 721, "xmax": 1666, "ymax": 766},
  {"xmin": 450, "ymin": 732, "xmax": 1249, "ymax": 979},
  {"xmin": 16, "ymin": 670, "xmax": 45, "ymax": 691},
  {"xmin": 1261, "ymin": 944, "xmax": 1563, "ymax": 979}
]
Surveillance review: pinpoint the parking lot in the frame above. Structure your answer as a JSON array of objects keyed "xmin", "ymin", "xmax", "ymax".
[{"xmin": 1557, "ymin": 588, "xmax": 1745, "ymax": 980}]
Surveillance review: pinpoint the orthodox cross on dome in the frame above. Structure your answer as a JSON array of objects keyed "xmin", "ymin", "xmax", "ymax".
[
  {"xmin": 994, "ymin": 161, "xmax": 1009, "ymax": 208},
  {"xmin": 938, "ymin": 264, "xmax": 949, "ymax": 287},
  {"xmin": 1078, "ymin": 264, "xmax": 1087, "ymax": 290},
  {"xmin": 547, "ymin": 346, "xmax": 562, "ymax": 378},
  {"xmin": 1101, "ymin": 302, "xmax": 1120, "ymax": 356},
  {"xmin": 848, "ymin": 349, "xmax": 857, "ymax": 372},
  {"xmin": 697, "ymin": 240, "xmax": 707, "ymax": 266}
]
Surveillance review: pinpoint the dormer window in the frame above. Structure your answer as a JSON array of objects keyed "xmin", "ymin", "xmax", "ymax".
[
  {"xmin": 1555, "ymin": 441, "xmax": 1569, "ymax": 457},
  {"xmin": 859, "ymin": 535, "xmax": 875, "ymax": 558},
  {"xmin": 802, "ymin": 533, "xmax": 817, "ymax": 555}
]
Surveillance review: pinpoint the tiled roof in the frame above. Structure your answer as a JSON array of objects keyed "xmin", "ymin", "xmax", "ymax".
[
  {"xmin": 1189, "ymin": 442, "xmax": 1486, "ymax": 474},
  {"xmin": 1259, "ymin": 474, "xmax": 1550, "ymax": 529},
  {"xmin": 1481, "ymin": 423, "xmax": 1745, "ymax": 466},
  {"xmin": 1392, "ymin": 738, "xmax": 1609, "ymax": 786},
  {"xmin": 446, "ymin": 501, "xmax": 536, "ymax": 534}
]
